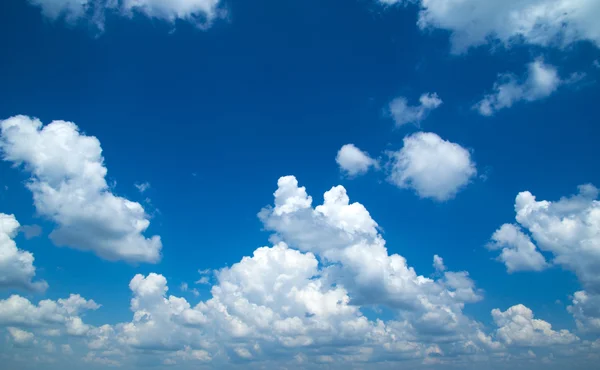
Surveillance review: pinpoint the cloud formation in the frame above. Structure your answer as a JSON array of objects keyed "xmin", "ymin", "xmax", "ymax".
[
  {"xmin": 1, "ymin": 176, "xmax": 594, "ymax": 368},
  {"xmin": 475, "ymin": 60, "xmax": 567, "ymax": 116},
  {"xmin": 27, "ymin": 0, "xmax": 222, "ymax": 30},
  {"xmin": 387, "ymin": 132, "xmax": 477, "ymax": 201},
  {"xmin": 381, "ymin": 0, "xmax": 600, "ymax": 53},
  {"xmin": 336, "ymin": 144, "xmax": 378, "ymax": 177},
  {"xmin": 487, "ymin": 224, "xmax": 549, "ymax": 273},
  {"xmin": 0, "ymin": 213, "xmax": 48, "ymax": 292},
  {"xmin": 493, "ymin": 304, "xmax": 579, "ymax": 346},
  {"xmin": 388, "ymin": 92, "xmax": 442, "ymax": 127},
  {"xmin": 490, "ymin": 184, "xmax": 600, "ymax": 336},
  {"xmin": 0, "ymin": 115, "xmax": 162, "ymax": 263}
]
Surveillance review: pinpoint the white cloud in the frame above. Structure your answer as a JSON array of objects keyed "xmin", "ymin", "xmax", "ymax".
[
  {"xmin": 28, "ymin": 0, "xmax": 92, "ymax": 22},
  {"xmin": 66, "ymin": 317, "xmax": 91, "ymax": 336},
  {"xmin": 195, "ymin": 276, "xmax": 210, "ymax": 285},
  {"xmin": 259, "ymin": 176, "xmax": 485, "ymax": 335},
  {"xmin": 0, "ymin": 213, "xmax": 48, "ymax": 292},
  {"xmin": 488, "ymin": 224, "xmax": 549, "ymax": 273},
  {"xmin": 27, "ymin": 0, "xmax": 223, "ymax": 29},
  {"xmin": 433, "ymin": 254, "xmax": 446, "ymax": 272},
  {"xmin": 475, "ymin": 60, "xmax": 563, "ymax": 116},
  {"xmin": 388, "ymin": 92, "xmax": 442, "ymax": 126},
  {"xmin": 0, "ymin": 115, "xmax": 162, "ymax": 263},
  {"xmin": 336, "ymin": 144, "xmax": 378, "ymax": 177},
  {"xmin": 0, "ymin": 294, "xmax": 99, "ymax": 328},
  {"xmin": 3, "ymin": 176, "xmax": 597, "ymax": 367},
  {"xmin": 7, "ymin": 327, "xmax": 35, "ymax": 345},
  {"xmin": 121, "ymin": 0, "xmax": 221, "ymax": 24},
  {"xmin": 387, "ymin": 132, "xmax": 477, "ymax": 201},
  {"xmin": 134, "ymin": 182, "xmax": 150, "ymax": 193},
  {"xmin": 492, "ymin": 184, "xmax": 600, "ymax": 334},
  {"xmin": 492, "ymin": 304, "xmax": 578, "ymax": 346},
  {"xmin": 381, "ymin": 0, "xmax": 600, "ymax": 53},
  {"xmin": 510, "ymin": 184, "xmax": 600, "ymax": 292},
  {"xmin": 77, "ymin": 176, "xmax": 497, "ymax": 366}
]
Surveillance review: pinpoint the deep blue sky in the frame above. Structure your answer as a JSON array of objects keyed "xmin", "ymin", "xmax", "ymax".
[{"xmin": 1, "ymin": 0, "xmax": 599, "ymax": 368}]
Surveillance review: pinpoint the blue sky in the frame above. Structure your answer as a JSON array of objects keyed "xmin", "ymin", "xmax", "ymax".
[{"xmin": 1, "ymin": 0, "xmax": 600, "ymax": 369}]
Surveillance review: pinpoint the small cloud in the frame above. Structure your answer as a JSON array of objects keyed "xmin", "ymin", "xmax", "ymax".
[
  {"xmin": 19, "ymin": 224, "xmax": 43, "ymax": 239},
  {"xmin": 198, "ymin": 269, "xmax": 211, "ymax": 275},
  {"xmin": 191, "ymin": 288, "xmax": 200, "ymax": 297},
  {"xmin": 134, "ymin": 182, "xmax": 151, "ymax": 193},
  {"xmin": 180, "ymin": 282, "xmax": 189, "ymax": 292},
  {"xmin": 387, "ymin": 92, "xmax": 442, "ymax": 127},
  {"xmin": 195, "ymin": 276, "xmax": 210, "ymax": 285},
  {"xmin": 336, "ymin": 144, "xmax": 379, "ymax": 177}
]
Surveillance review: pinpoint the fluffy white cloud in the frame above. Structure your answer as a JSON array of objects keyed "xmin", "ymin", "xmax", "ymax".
[
  {"xmin": 381, "ymin": 0, "xmax": 600, "ymax": 53},
  {"xmin": 387, "ymin": 132, "xmax": 477, "ymax": 201},
  {"xmin": 0, "ymin": 294, "xmax": 99, "ymax": 328},
  {"xmin": 0, "ymin": 115, "xmax": 162, "ymax": 263},
  {"xmin": 488, "ymin": 224, "xmax": 549, "ymax": 273},
  {"xmin": 475, "ymin": 60, "xmax": 565, "ymax": 116},
  {"xmin": 74, "ymin": 176, "xmax": 498, "ymax": 366},
  {"xmin": 7, "ymin": 327, "xmax": 35, "ymax": 345},
  {"xmin": 4, "ymin": 176, "xmax": 596, "ymax": 367},
  {"xmin": 491, "ymin": 184, "xmax": 600, "ymax": 334},
  {"xmin": 0, "ymin": 213, "xmax": 47, "ymax": 292},
  {"xmin": 511, "ymin": 184, "xmax": 599, "ymax": 292},
  {"xmin": 492, "ymin": 304, "xmax": 578, "ymax": 346},
  {"xmin": 388, "ymin": 93, "xmax": 442, "ymax": 126},
  {"xmin": 336, "ymin": 144, "xmax": 378, "ymax": 177},
  {"xmin": 27, "ymin": 0, "xmax": 222, "ymax": 30},
  {"xmin": 259, "ymin": 176, "xmax": 485, "ymax": 340}
]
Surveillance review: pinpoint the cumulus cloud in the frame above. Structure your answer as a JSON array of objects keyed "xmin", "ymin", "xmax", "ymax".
[
  {"xmin": 387, "ymin": 132, "xmax": 477, "ymax": 201},
  {"xmin": 27, "ymin": 0, "xmax": 222, "ymax": 31},
  {"xmin": 75, "ymin": 176, "xmax": 497, "ymax": 366},
  {"xmin": 487, "ymin": 224, "xmax": 549, "ymax": 273},
  {"xmin": 475, "ymin": 60, "xmax": 566, "ymax": 116},
  {"xmin": 0, "ymin": 115, "xmax": 162, "ymax": 263},
  {"xmin": 492, "ymin": 304, "xmax": 578, "ymax": 346},
  {"xmin": 0, "ymin": 294, "xmax": 99, "ymax": 328},
  {"xmin": 500, "ymin": 184, "xmax": 600, "ymax": 292},
  {"xmin": 0, "ymin": 213, "xmax": 48, "ymax": 292},
  {"xmin": 3, "ymin": 176, "xmax": 596, "ymax": 367},
  {"xmin": 7, "ymin": 327, "xmax": 35, "ymax": 345},
  {"xmin": 491, "ymin": 184, "xmax": 600, "ymax": 333},
  {"xmin": 381, "ymin": 0, "xmax": 600, "ymax": 53},
  {"xmin": 388, "ymin": 92, "xmax": 442, "ymax": 127},
  {"xmin": 336, "ymin": 144, "xmax": 378, "ymax": 177}
]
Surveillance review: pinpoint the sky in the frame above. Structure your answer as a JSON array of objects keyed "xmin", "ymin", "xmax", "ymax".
[{"xmin": 0, "ymin": 0, "xmax": 599, "ymax": 369}]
